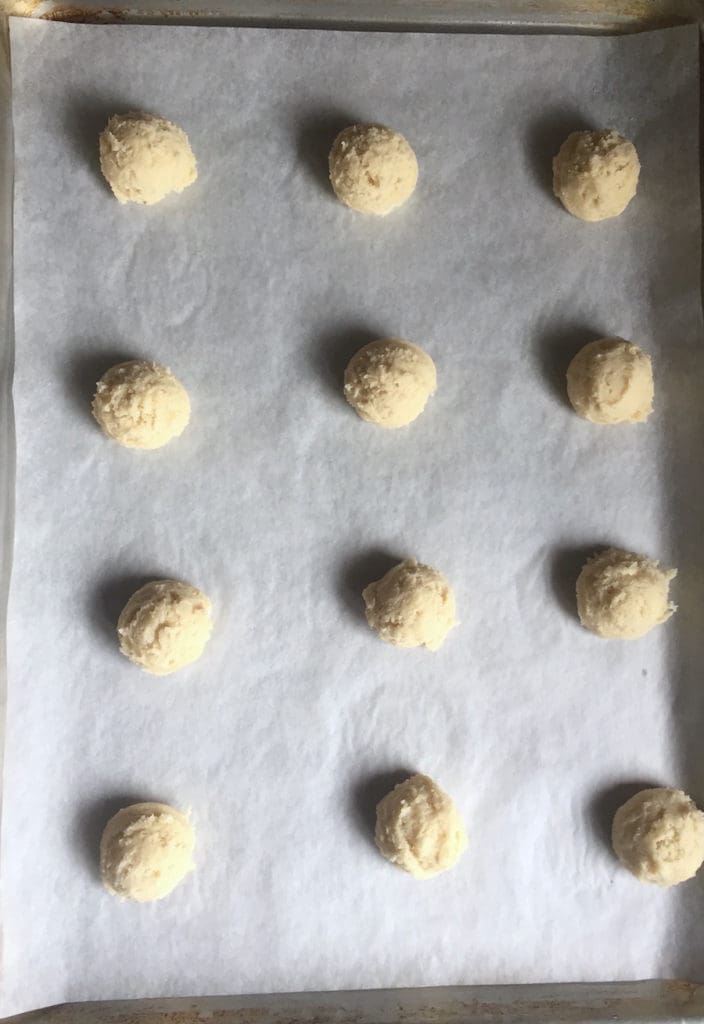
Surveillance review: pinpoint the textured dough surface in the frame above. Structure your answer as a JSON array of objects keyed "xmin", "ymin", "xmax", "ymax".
[
  {"xmin": 92, "ymin": 360, "xmax": 191, "ymax": 450},
  {"xmin": 566, "ymin": 337, "xmax": 653, "ymax": 424},
  {"xmin": 553, "ymin": 129, "xmax": 640, "ymax": 221},
  {"xmin": 363, "ymin": 559, "xmax": 456, "ymax": 651},
  {"xmin": 375, "ymin": 774, "xmax": 467, "ymax": 879},
  {"xmin": 99, "ymin": 111, "xmax": 197, "ymax": 205},
  {"xmin": 329, "ymin": 124, "xmax": 418, "ymax": 216},
  {"xmin": 118, "ymin": 579, "xmax": 213, "ymax": 675},
  {"xmin": 100, "ymin": 802, "xmax": 195, "ymax": 902},
  {"xmin": 612, "ymin": 788, "xmax": 704, "ymax": 887},
  {"xmin": 344, "ymin": 339, "xmax": 436, "ymax": 428},
  {"xmin": 576, "ymin": 548, "xmax": 676, "ymax": 639}
]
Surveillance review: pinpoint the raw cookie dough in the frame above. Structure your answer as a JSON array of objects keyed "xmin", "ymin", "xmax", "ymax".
[
  {"xmin": 576, "ymin": 548, "xmax": 676, "ymax": 639},
  {"xmin": 363, "ymin": 559, "xmax": 456, "ymax": 651},
  {"xmin": 100, "ymin": 802, "xmax": 195, "ymax": 901},
  {"xmin": 375, "ymin": 773, "xmax": 467, "ymax": 879},
  {"xmin": 552, "ymin": 129, "xmax": 640, "ymax": 222},
  {"xmin": 92, "ymin": 360, "xmax": 191, "ymax": 450},
  {"xmin": 328, "ymin": 124, "xmax": 418, "ymax": 216},
  {"xmin": 344, "ymin": 338, "xmax": 436, "ymax": 428},
  {"xmin": 566, "ymin": 337, "xmax": 653, "ymax": 424},
  {"xmin": 99, "ymin": 111, "xmax": 197, "ymax": 205},
  {"xmin": 118, "ymin": 579, "xmax": 213, "ymax": 675},
  {"xmin": 612, "ymin": 788, "xmax": 704, "ymax": 887}
]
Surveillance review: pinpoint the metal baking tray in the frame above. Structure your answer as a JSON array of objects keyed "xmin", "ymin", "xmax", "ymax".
[{"xmin": 1, "ymin": 2, "xmax": 703, "ymax": 1022}]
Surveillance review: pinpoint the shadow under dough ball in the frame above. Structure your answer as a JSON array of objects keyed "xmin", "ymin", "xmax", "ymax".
[
  {"xmin": 552, "ymin": 129, "xmax": 640, "ymax": 221},
  {"xmin": 117, "ymin": 579, "xmax": 213, "ymax": 675},
  {"xmin": 328, "ymin": 123, "xmax": 418, "ymax": 216}
]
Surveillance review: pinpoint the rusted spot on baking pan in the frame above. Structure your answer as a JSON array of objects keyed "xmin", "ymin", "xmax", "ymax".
[
  {"xmin": 40, "ymin": 5, "xmax": 127, "ymax": 19},
  {"xmin": 37, "ymin": 3, "xmax": 219, "ymax": 19}
]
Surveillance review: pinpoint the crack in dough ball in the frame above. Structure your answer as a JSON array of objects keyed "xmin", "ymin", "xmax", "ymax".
[
  {"xmin": 553, "ymin": 129, "xmax": 640, "ymax": 222},
  {"xmin": 344, "ymin": 338, "xmax": 436, "ymax": 428},
  {"xmin": 118, "ymin": 579, "xmax": 213, "ymax": 675},
  {"xmin": 329, "ymin": 124, "xmax": 418, "ymax": 216},
  {"xmin": 576, "ymin": 548, "xmax": 676, "ymax": 640},
  {"xmin": 612, "ymin": 788, "xmax": 704, "ymax": 887},
  {"xmin": 92, "ymin": 360, "xmax": 191, "ymax": 450},
  {"xmin": 99, "ymin": 112, "xmax": 197, "ymax": 205},
  {"xmin": 566, "ymin": 337, "xmax": 653, "ymax": 425},
  {"xmin": 363, "ymin": 559, "xmax": 457, "ymax": 651},
  {"xmin": 100, "ymin": 802, "xmax": 195, "ymax": 902},
  {"xmin": 375, "ymin": 774, "xmax": 467, "ymax": 879}
]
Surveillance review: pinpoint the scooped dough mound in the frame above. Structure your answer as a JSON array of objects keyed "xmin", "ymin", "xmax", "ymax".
[
  {"xmin": 553, "ymin": 129, "xmax": 640, "ymax": 221},
  {"xmin": 375, "ymin": 774, "xmax": 467, "ymax": 879},
  {"xmin": 329, "ymin": 124, "xmax": 418, "ymax": 216},
  {"xmin": 92, "ymin": 360, "xmax": 190, "ymax": 450},
  {"xmin": 612, "ymin": 788, "xmax": 704, "ymax": 887},
  {"xmin": 344, "ymin": 338, "xmax": 436, "ymax": 428},
  {"xmin": 363, "ymin": 559, "xmax": 456, "ymax": 651},
  {"xmin": 566, "ymin": 337, "xmax": 653, "ymax": 424},
  {"xmin": 118, "ymin": 579, "xmax": 213, "ymax": 675},
  {"xmin": 99, "ymin": 112, "xmax": 197, "ymax": 205},
  {"xmin": 100, "ymin": 802, "xmax": 195, "ymax": 901},
  {"xmin": 576, "ymin": 548, "xmax": 676, "ymax": 640}
]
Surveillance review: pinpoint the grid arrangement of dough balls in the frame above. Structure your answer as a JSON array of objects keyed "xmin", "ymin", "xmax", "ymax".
[{"xmin": 85, "ymin": 109, "xmax": 691, "ymax": 902}]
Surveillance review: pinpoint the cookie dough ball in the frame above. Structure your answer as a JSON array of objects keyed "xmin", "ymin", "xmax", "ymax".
[
  {"xmin": 375, "ymin": 774, "xmax": 467, "ymax": 879},
  {"xmin": 553, "ymin": 129, "xmax": 640, "ymax": 222},
  {"xmin": 329, "ymin": 124, "xmax": 418, "ymax": 216},
  {"xmin": 612, "ymin": 788, "xmax": 704, "ymax": 887},
  {"xmin": 576, "ymin": 548, "xmax": 676, "ymax": 639},
  {"xmin": 363, "ymin": 559, "xmax": 456, "ymax": 651},
  {"xmin": 100, "ymin": 802, "xmax": 195, "ymax": 901},
  {"xmin": 99, "ymin": 111, "xmax": 197, "ymax": 205},
  {"xmin": 566, "ymin": 338, "xmax": 653, "ymax": 424},
  {"xmin": 92, "ymin": 360, "xmax": 190, "ymax": 450},
  {"xmin": 118, "ymin": 579, "xmax": 213, "ymax": 675},
  {"xmin": 344, "ymin": 338, "xmax": 436, "ymax": 428}
]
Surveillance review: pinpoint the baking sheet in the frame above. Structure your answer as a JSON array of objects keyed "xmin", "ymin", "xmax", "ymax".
[{"xmin": 3, "ymin": 18, "xmax": 703, "ymax": 1017}]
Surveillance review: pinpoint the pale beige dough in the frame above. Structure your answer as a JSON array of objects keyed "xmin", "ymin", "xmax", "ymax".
[
  {"xmin": 99, "ymin": 112, "xmax": 197, "ymax": 205},
  {"xmin": 329, "ymin": 124, "xmax": 418, "ymax": 216},
  {"xmin": 92, "ymin": 360, "xmax": 190, "ymax": 450},
  {"xmin": 553, "ymin": 129, "xmax": 640, "ymax": 222},
  {"xmin": 118, "ymin": 579, "xmax": 213, "ymax": 675},
  {"xmin": 612, "ymin": 788, "xmax": 704, "ymax": 887},
  {"xmin": 344, "ymin": 338, "xmax": 436, "ymax": 428},
  {"xmin": 100, "ymin": 802, "xmax": 195, "ymax": 902},
  {"xmin": 576, "ymin": 548, "xmax": 676, "ymax": 640},
  {"xmin": 566, "ymin": 338, "xmax": 653, "ymax": 424},
  {"xmin": 375, "ymin": 774, "xmax": 467, "ymax": 879},
  {"xmin": 363, "ymin": 559, "xmax": 456, "ymax": 651}
]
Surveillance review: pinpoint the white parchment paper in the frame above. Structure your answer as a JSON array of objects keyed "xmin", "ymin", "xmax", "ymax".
[{"xmin": 3, "ymin": 18, "xmax": 703, "ymax": 1016}]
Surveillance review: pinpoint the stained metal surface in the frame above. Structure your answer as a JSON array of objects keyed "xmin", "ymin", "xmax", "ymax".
[
  {"xmin": 0, "ymin": 0, "xmax": 700, "ymax": 30},
  {"xmin": 5, "ymin": 982, "xmax": 704, "ymax": 1024}
]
